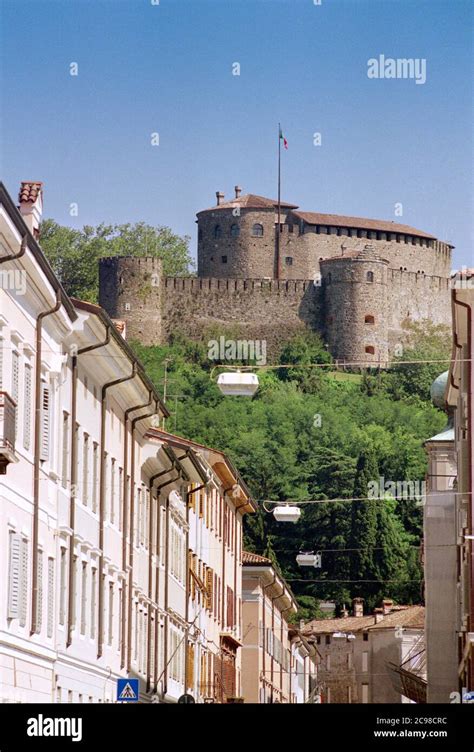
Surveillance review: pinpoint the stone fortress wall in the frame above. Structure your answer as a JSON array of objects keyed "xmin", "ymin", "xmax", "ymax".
[{"xmin": 98, "ymin": 188, "xmax": 453, "ymax": 362}]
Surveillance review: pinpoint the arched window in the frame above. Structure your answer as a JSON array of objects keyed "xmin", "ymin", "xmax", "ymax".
[
  {"xmin": 214, "ymin": 225, "xmax": 222, "ymax": 239},
  {"xmin": 251, "ymin": 223, "xmax": 264, "ymax": 237},
  {"xmin": 366, "ymin": 271, "xmax": 374, "ymax": 283},
  {"xmin": 365, "ymin": 315, "xmax": 375, "ymax": 324},
  {"xmin": 230, "ymin": 224, "xmax": 240, "ymax": 238},
  {"xmin": 365, "ymin": 346, "xmax": 375, "ymax": 355}
]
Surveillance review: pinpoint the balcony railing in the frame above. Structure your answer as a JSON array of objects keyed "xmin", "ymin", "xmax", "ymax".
[{"xmin": 0, "ymin": 392, "xmax": 17, "ymax": 472}]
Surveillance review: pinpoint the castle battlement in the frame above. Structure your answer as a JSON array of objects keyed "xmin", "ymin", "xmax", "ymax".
[{"xmin": 98, "ymin": 189, "xmax": 453, "ymax": 362}]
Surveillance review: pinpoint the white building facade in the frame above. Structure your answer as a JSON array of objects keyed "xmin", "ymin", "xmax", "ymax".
[{"xmin": 0, "ymin": 181, "xmax": 256, "ymax": 703}]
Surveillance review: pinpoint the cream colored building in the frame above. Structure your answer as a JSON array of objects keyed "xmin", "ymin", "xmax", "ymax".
[
  {"xmin": 241, "ymin": 551, "xmax": 301, "ymax": 703},
  {"xmin": 445, "ymin": 272, "xmax": 474, "ymax": 695},
  {"xmin": 303, "ymin": 599, "xmax": 425, "ymax": 703}
]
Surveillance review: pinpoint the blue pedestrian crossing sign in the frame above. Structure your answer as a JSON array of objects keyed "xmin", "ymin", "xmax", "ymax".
[{"xmin": 117, "ymin": 678, "xmax": 139, "ymax": 702}]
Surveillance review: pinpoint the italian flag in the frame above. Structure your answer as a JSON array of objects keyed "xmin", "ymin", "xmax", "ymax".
[{"xmin": 279, "ymin": 127, "xmax": 288, "ymax": 149}]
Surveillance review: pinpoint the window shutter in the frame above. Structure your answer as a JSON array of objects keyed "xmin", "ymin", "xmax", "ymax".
[
  {"xmin": 12, "ymin": 350, "xmax": 19, "ymax": 437},
  {"xmin": 7, "ymin": 533, "xmax": 21, "ymax": 618},
  {"xmin": 186, "ymin": 643, "xmax": 194, "ymax": 689},
  {"xmin": 36, "ymin": 550, "xmax": 43, "ymax": 633},
  {"xmin": 47, "ymin": 557, "xmax": 54, "ymax": 638},
  {"xmin": 19, "ymin": 538, "xmax": 28, "ymax": 627},
  {"xmin": 23, "ymin": 365, "xmax": 32, "ymax": 450},
  {"xmin": 39, "ymin": 383, "xmax": 50, "ymax": 462},
  {"xmin": 0, "ymin": 338, "xmax": 3, "ymax": 389},
  {"xmin": 206, "ymin": 568, "xmax": 213, "ymax": 612}
]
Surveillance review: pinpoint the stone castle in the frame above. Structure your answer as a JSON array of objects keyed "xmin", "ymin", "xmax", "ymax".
[{"xmin": 98, "ymin": 187, "xmax": 453, "ymax": 363}]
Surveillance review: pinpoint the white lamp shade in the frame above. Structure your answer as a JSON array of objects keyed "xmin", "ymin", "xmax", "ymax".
[
  {"xmin": 217, "ymin": 372, "xmax": 259, "ymax": 397},
  {"xmin": 273, "ymin": 505, "xmax": 301, "ymax": 523},
  {"xmin": 296, "ymin": 553, "xmax": 320, "ymax": 567}
]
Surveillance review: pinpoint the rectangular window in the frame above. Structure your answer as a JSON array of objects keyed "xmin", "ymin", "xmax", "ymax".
[
  {"xmin": 362, "ymin": 651, "xmax": 368, "ymax": 673},
  {"xmin": 19, "ymin": 538, "xmax": 28, "ymax": 627},
  {"xmin": 108, "ymin": 583, "xmax": 114, "ymax": 646},
  {"xmin": 11, "ymin": 350, "xmax": 19, "ymax": 437},
  {"xmin": 118, "ymin": 468, "xmax": 123, "ymax": 531},
  {"xmin": 23, "ymin": 364, "xmax": 32, "ymax": 450},
  {"xmin": 91, "ymin": 569, "xmax": 97, "ymax": 638},
  {"xmin": 71, "ymin": 555, "xmax": 78, "ymax": 628},
  {"xmin": 92, "ymin": 443, "xmax": 99, "ymax": 512},
  {"xmin": 39, "ymin": 383, "xmax": 50, "ymax": 462},
  {"xmin": 61, "ymin": 413, "xmax": 69, "ymax": 488},
  {"xmin": 285, "ymin": 256, "xmax": 293, "ymax": 266},
  {"xmin": 361, "ymin": 683, "xmax": 369, "ymax": 703},
  {"xmin": 80, "ymin": 562, "xmax": 87, "ymax": 635},
  {"xmin": 47, "ymin": 557, "xmax": 54, "ymax": 638},
  {"xmin": 82, "ymin": 434, "xmax": 89, "ymax": 505},
  {"xmin": 59, "ymin": 548, "xmax": 67, "ymax": 625},
  {"xmin": 110, "ymin": 458, "xmax": 116, "ymax": 525},
  {"xmin": 7, "ymin": 532, "xmax": 22, "ymax": 619},
  {"xmin": 35, "ymin": 549, "xmax": 43, "ymax": 633}
]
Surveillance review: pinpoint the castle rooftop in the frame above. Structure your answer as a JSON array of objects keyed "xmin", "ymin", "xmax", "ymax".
[
  {"xmin": 292, "ymin": 210, "xmax": 436, "ymax": 239},
  {"xmin": 197, "ymin": 193, "xmax": 298, "ymax": 213}
]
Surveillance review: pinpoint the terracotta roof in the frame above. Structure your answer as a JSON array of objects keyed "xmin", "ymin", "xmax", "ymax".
[
  {"xmin": 242, "ymin": 550, "xmax": 272, "ymax": 566},
  {"xmin": 367, "ymin": 605, "xmax": 425, "ymax": 630},
  {"xmin": 197, "ymin": 193, "xmax": 298, "ymax": 214},
  {"xmin": 19, "ymin": 181, "xmax": 43, "ymax": 203},
  {"xmin": 302, "ymin": 605, "xmax": 424, "ymax": 635},
  {"xmin": 292, "ymin": 211, "xmax": 436, "ymax": 239},
  {"xmin": 319, "ymin": 243, "xmax": 389, "ymax": 264}
]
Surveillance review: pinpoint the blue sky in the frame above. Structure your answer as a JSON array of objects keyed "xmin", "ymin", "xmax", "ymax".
[{"xmin": 1, "ymin": 0, "xmax": 472, "ymax": 267}]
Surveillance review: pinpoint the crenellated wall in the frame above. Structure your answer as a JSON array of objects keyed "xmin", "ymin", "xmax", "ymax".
[{"xmin": 98, "ymin": 253, "xmax": 452, "ymax": 362}]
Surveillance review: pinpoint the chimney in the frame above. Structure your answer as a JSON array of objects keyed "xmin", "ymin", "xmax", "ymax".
[
  {"xmin": 18, "ymin": 181, "xmax": 43, "ymax": 240},
  {"xmin": 382, "ymin": 599, "xmax": 393, "ymax": 615},
  {"xmin": 234, "ymin": 185, "xmax": 242, "ymax": 199},
  {"xmin": 216, "ymin": 191, "xmax": 225, "ymax": 206},
  {"xmin": 352, "ymin": 597, "xmax": 364, "ymax": 618},
  {"xmin": 374, "ymin": 607, "xmax": 384, "ymax": 624}
]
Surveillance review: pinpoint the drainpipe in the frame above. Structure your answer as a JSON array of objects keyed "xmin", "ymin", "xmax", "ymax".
[
  {"xmin": 97, "ymin": 365, "xmax": 136, "ymax": 658},
  {"xmin": 270, "ymin": 580, "xmax": 285, "ymax": 701},
  {"xmin": 280, "ymin": 604, "xmax": 293, "ymax": 701},
  {"xmin": 454, "ymin": 294, "xmax": 473, "ymax": 687},
  {"xmin": 184, "ymin": 482, "xmax": 207, "ymax": 694},
  {"xmin": 0, "ymin": 233, "xmax": 27, "ymax": 264},
  {"xmin": 146, "ymin": 464, "xmax": 181, "ymax": 692},
  {"xmin": 150, "ymin": 463, "xmax": 177, "ymax": 691},
  {"xmin": 31, "ymin": 290, "xmax": 61, "ymax": 636},
  {"xmin": 125, "ymin": 397, "xmax": 158, "ymax": 670},
  {"xmin": 155, "ymin": 470, "xmax": 182, "ymax": 698},
  {"xmin": 66, "ymin": 326, "xmax": 111, "ymax": 647},
  {"xmin": 262, "ymin": 572, "xmax": 276, "ymax": 702},
  {"xmin": 120, "ymin": 390, "xmax": 152, "ymax": 668},
  {"xmin": 233, "ymin": 498, "xmax": 247, "ymax": 641}
]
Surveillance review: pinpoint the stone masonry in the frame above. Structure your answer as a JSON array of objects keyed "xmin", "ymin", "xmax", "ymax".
[{"xmin": 98, "ymin": 189, "xmax": 453, "ymax": 363}]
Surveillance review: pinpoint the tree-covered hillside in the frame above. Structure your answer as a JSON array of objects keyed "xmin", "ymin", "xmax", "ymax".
[{"xmin": 132, "ymin": 325, "xmax": 450, "ymax": 618}]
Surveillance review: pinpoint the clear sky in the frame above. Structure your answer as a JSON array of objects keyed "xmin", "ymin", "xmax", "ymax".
[{"xmin": 1, "ymin": 0, "xmax": 472, "ymax": 267}]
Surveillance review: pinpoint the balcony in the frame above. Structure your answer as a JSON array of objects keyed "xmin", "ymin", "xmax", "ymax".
[{"xmin": 0, "ymin": 392, "xmax": 18, "ymax": 473}]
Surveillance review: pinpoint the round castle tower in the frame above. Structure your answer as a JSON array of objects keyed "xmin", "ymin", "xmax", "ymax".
[
  {"xmin": 98, "ymin": 256, "xmax": 163, "ymax": 345},
  {"xmin": 320, "ymin": 244, "xmax": 389, "ymax": 365}
]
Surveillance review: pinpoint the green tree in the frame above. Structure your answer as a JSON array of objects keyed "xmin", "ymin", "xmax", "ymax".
[{"xmin": 40, "ymin": 219, "xmax": 193, "ymax": 302}]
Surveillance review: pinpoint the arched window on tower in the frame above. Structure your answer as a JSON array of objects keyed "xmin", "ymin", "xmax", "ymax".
[
  {"xmin": 365, "ymin": 315, "xmax": 375, "ymax": 324},
  {"xmin": 214, "ymin": 225, "xmax": 222, "ymax": 239},
  {"xmin": 366, "ymin": 271, "xmax": 374, "ymax": 283},
  {"xmin": 230, "ymin": 224, "xmax": 240, "ymax": 238},
  {"xmin": 251, "ymin": 223, "xmax": 264, "ymax": 237},
  {"xmin": 365, "ymin": 346, "xmax": 375, "ymax": 355}
]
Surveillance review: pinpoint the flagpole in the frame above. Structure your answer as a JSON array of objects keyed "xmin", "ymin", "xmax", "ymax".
[{"xmin": 276, "ymin": 122, "xmax": 281, "ymax": 281}]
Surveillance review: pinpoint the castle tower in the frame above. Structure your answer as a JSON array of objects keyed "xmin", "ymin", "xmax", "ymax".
[
  {"xmin": 320, "ymin": 244, "xmax": 389, "ymax": 366},
  {"xmin": 98, "ymin": 256, "xmax": 163, "ymax": 345},
  {"xmin": 196, "ymin": 188, "xmax": 298, "ymax": 279}
]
